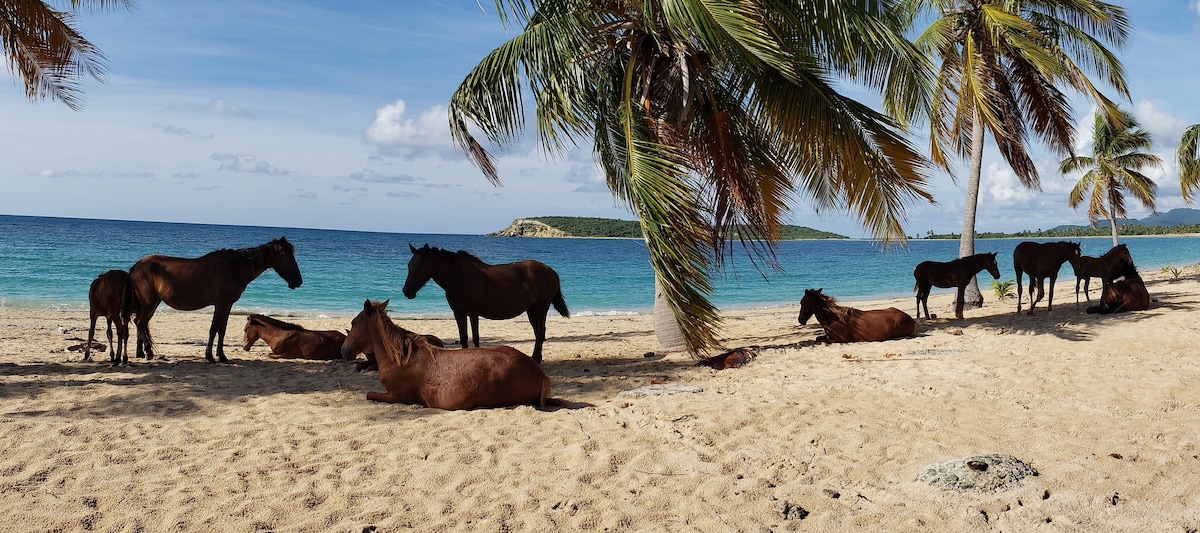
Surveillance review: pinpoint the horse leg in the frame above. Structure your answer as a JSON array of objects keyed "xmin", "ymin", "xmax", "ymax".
[
  {"xmin": 105, "ymin": 318, "xmax": 115, "ymax": 365},
  {"xmin": 1047, "ymin": 275, "xmax": 1057, "ymax": 313},
  {"xmin": 366, "ymin": 391, "xmax": 403, "ymax": 403},
  {"xmin": 117, "ymin": 318, "xmax": 129, "ymax": 366},
  {"xmin": 208, "ymin": 305, "xmax": 234, "ymax": 363},
  {"xmin": 453, "ymin": 311, "xmax": 469, "ymax": 349},
  {"xmin": 526, "ymin": 306, "xmax": 549, "ymax": 364},
  {"xmin": 85, "ymin": 313, "xmax": 98, "ymax": 362},
  {"xmin": 1015, "ymin": 269, "xmax": 1024, "ymax": 314},
  {"xmin": 916, "ymin": 284, "xmax": 930, "ymax": 320},
  {"xmin": 1029, "ymin": 277, "xmax": 1045, "ymax": 315},
  {"xmin": 954, "ymin": 286, "xmax": 966, "ymax": 319},
  {"xmin": 470, "ymin": 315, "xmax": 481, "ymax": 348},
  {"xmin": 134, "ymin": 298, "xmax": 160, "ymax": 360}
]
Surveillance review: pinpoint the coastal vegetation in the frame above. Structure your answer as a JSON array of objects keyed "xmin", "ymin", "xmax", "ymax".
[{"xmin": 516, "ymin": 217, "xmax": 846, "ymax": 240}]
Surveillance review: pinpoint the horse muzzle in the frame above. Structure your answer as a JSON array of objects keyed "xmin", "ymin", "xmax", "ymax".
[
  {"xmin": 402, "ymin": 289, "xmax": 416, "ymax": 299},
  {"xmin": 340, "ymin": 345, "xmax": 357, "ymax": 361}
]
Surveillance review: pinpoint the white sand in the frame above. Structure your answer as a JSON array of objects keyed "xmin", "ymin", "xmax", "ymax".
[{"xmin": 2, "ymin": 267, "xmax": 1200, "ymax": 531}]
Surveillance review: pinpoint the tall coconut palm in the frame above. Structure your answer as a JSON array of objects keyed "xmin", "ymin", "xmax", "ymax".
[
  {"xmin": 896, "ymin": 0, "xmax": 1131, "ymax": 308},
  {"xmin": 1060, "ymin": 109, "xmax": 1161, "ymax": 246},
  {"xmin": 2, "ymin": 0, "xmax": 133, "ymax": 111},
  {"xmin": 1179, "ymin": 124, "xmax": 1200, "ymax": 202},
  {"xmin": 450, "ymin": 0, "xmax": 936, "ymax": 354}
]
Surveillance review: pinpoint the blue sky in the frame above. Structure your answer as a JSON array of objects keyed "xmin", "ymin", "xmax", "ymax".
[{"xmin": 3, "ymin": 1, "xmax": 1199, "ymax": 238}]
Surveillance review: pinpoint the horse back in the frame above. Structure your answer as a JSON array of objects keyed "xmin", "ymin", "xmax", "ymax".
[
  {"xmin": 419, "ymin": 345, "xmax": 550, "ymax": 409},
  {"xmin": 131, "ymin": 253, "xmax": 243, "ymax": 309},
  {"xmin": 89, "ymin": 270, "xmax": 135, "ymax": 320},
  {"xmin": 450, "ymin": 260, "xmax": 562, "ymax": 319}
]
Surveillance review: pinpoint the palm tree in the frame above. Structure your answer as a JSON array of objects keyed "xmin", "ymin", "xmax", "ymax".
[
  {"xmin": 1179, "ymin": 124, "xmax": 1200, "ymax": 202},
  {"xmin": 1, "ymin": 0, "xmax": 133, "ymax": 111},
  {"xmin": 1060, "ymin": 109, "xmax": 1161, "ymax": 246},
  {"xmin": 449, "ymin": 0, "xmax": 936, "ymax": 354},
  {"xmin": 897, "ymin": 0, "xmax": 1131, "ymax": 308}
]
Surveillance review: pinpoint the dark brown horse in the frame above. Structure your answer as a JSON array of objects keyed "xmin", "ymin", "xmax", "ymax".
[
  {"xmin": 1070, "ymin": 244, "xmax": 1134, "ymax": 306},
  {"xmin": 913, "ymin": 252, "xmax": 1001, "ymax": 320},
  {"xmin": 340, "ymin": 299, "xmax": 551, "ymax": 409},
  {"xmin": 131, "ymin": 238, "xmax": 302, "ymax": 363},
  {"xmin": 1086, "ymin": 262, "xmax": 1149, "ymax": 315},
  {"xmin": 86, "ymin": 270, "xmax": 138, "ymax": 366},
  {"xmin": 1013, "ymin": 241, "xmax": 1081, "ymax": 315},
  {"xmin": 798, "ymin": 289, "xmax": 917, "ymax": 343},
  {"xmin": 402, "ymin": 244, "xmax": 568, "ymax": 363},
  {"xmin": 242, "ymin": 314, "xmax": 344, "ymax": 360}
]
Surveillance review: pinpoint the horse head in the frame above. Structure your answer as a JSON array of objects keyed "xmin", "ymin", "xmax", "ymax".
[
  {"xmin": 269, "ymin": 237, "xmax": 303, "ymax": 289},
  {"xmin": 985, "ymin": 252, "xmax": 1001, "ymax": 279},
  {"xmin": 402, "ymin": 243, "xmax": 434, "ymax": 299},
  {"xmin": 797, "ymin": 288, "xmax": 823, "ymax": 325},
  {"xmin": 342, "ymin": 299, "xmax": 387, "ymax": 360},
  {"xmin": 241, "ymin": 316, "xmax": 262, "ymax": 351}
]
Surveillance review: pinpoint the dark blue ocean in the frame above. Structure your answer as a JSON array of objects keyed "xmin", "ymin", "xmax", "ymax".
[{"xmin": 3, "ymin": 215, "xmax": 1200, "ymax": 318}]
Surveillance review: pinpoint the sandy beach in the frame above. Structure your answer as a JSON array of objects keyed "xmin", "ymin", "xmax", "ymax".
[{"xmin": 3, "ymin": 267, "xmax": 1200, "ymax": 531}]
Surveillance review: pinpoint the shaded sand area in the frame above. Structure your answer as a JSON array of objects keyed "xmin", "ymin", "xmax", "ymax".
[{"xmin": 3, "ymin": 268, "xmax": 1200, "ymax": 531}]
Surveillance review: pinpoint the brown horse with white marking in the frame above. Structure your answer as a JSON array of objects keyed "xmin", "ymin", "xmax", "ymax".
[
  {"xmin": 798, "ymin": 289, "xmax": 917, "ymax": 343},
  {"xmin": 1086, "ymin": 262, "xmax": 1149, "ymax": 315},
  {"xmin": 242, "ymin": 314, "xmax": 344, "ymax": 360},
  {"xmin": 1069, "ymin": 244, "xmax": 1134, "ymax": 306},
  {"xmin": 1013, "ymin": 241, "xmax": 1081, "ymax": 315},
  {"xmin": 131, "ymin": 238, "xmax": 302, "ymax": 363},
  {"xmin": 341, "ymin": 299, "xmax": 550, "ymax": 409},
  {"xmin": 402, "ymin": 244, "xmax": 568, "ymax": 363},
  {"xmin": 86, "ymin": 270, "xmax": 138, "ymax": 366},
  {"xmin": 913, "ymin": 252, "xmax": 1001, "ymax": 320}
]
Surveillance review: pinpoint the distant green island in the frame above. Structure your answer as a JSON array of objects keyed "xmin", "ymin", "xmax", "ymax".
[
  {"xmin": 922, "ymin": 208, "xmax": 1200, "ymax": 239},
  {"xmin": 489, "ymin": 216, "xmax": 847, "ymax": 240}
]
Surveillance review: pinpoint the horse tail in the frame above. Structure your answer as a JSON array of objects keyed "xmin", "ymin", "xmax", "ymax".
[{"xmin": 552, "ymin": 290, "xmax": 570, "ymax": 318}]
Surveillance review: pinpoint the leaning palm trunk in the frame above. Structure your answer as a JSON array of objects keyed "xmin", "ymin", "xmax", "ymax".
[
  {"xmin": 957, "ymin": 113, "xmax": 987, "ymax": 309},
  {"xmin": 653, "ymin": 275, "xmax": 687, "ymax": 353},
  {"xmin": 1108, "ymin": 212, "xmax": 1119, "ymax": 246}
]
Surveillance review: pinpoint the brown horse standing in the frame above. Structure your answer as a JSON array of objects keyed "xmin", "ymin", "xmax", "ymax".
[
  {"xmin": 1086, "ymin": 262, "xmax": 1149, "ymax": 315},
  {"xmin": 242, "ymin": 314, "xmax": 344, "ymax": 360},
  {"xmin": 1069, "ymin": 244, "xmax": 1134, "ymax": 306},
  {"xmin": 340, "ymin": 299, "xmax": 551, "ymax": 409},
  {"xmin": 1013, "ymin": 241, "xmax": 1081, "ymax": 315},
  {"xmin": 798, "ymin": 289, "xmax": 917, "ymax": 343},
  {"xmin": 402, "ymin": 244, "xmax": 568, "ymax": 363},
  {"xmin": 86, "ymin": 270, "xmax": 138, "ymax": 366},
  {"xmin": 130, "ymin": 238, "xmax": 302, "ymax": 363},
  {"xmin": 913, "ymin": 252, "xmax": 1001, "ymax": 320}
]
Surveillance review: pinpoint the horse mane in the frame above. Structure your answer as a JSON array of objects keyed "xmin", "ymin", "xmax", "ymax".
[
  {"xmin": 810, "ymin": 291, "xmax": 853, "ymax": 321},
  {"xmin": 371, "ymin": 305, "xmax": 433, "ymax": 366},
  {"xmin": 425, "ymin": 246, "xmax": 487, "ymax": 267},
  {"xmin": 248, "ymin": 314, "xmax": 304, "ymax": 330}
]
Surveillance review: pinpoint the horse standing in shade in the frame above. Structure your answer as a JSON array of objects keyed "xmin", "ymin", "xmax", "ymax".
[
  {"xmin": 85, "ymin": 270, "xmax": 138, "ymax": 366},
  {"xmin": 912, "ymin": 252, "xmax": 1001, "ymax": 320},
  {"xmin": 798, "ymin": 289, "xmax": 917, "ymax": 343},
  {"xmin": 341, "ymin": 299, "xmax": 551, "ymax": 409},
  {"xmin": 1013, "ymin": 241, "xmax": 1081, "ymax": 315},
  {"xmin": 401, "ymin": 244, "xmax": 568, "ymax": 363},
  {"xmin": 242, "ymin": 314, "xmax": 344, "ymax": 360},
  {"xmin": 130, "ymin": 238, "xmax": 302, "ymax": 363},
  {"xmin": 1086, "ymin": 262, "xmax": 1149, "ymax": 315},
  {"xmin": 1069, "ymin": 244, "xmax": 1134, "ymax": 306}
]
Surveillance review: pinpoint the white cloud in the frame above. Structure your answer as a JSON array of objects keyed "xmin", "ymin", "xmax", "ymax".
[
  {"xmin": 1133, "ymin": 100, "xmax": 1188, "ymax": 143},
  {"xmin": 362, "ymin": 99, "xmax": 455, "ymax": 158},
  {"xmin": 1193, "ymin": 1, "xmax": 1200, "ymax": 14},
  {"xmin": 165, "ymin": 99, "xmax": 255, "ymax": 118},
  {"xmin": 984, "ymin": 162, "xmax": 1039, "ymax": 207},
  {"xmin": 33, "ymin": 168, "xmax": 102, "ymax": 178},
  {"xmin": 347, "ymin": 169, "xmax": 420, "ymax": 184},
  {"xmin": 211, "ymin": 153, "xmax": 286, "ymax": 174}
]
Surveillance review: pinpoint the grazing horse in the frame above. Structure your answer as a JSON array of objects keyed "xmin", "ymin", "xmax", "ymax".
[
  {"xmin": 85, "ymin": 270, "xmax": 138, "ymax": 366},
  {"xmin": 1069, "ymin": 244, "xmax": 1134, "ymax": 306},
  {"xmin": 130, "ymin": 238, "xmax": 302, "ymax": 363},
  {"xmin": 242, "ymin": 314, "xmax": 345, "ymax": 360},
  {"xmin": 798, "ymin": 289, "xmax": 917, "ymax": 343},
  {"xmin": 340, "ymin": 299, "xmax": 551, "ymax": 409},
  {"xmin": 402, "ymin": 243, "xmax": 568, "ymax": 363},
  {"xmin": 1086, "ymin": 263, "xmax": 1149, "ymax": 315},
  {"xmin": 1013, "ymin": 241, "xmax": 1081, "ymax": 315},
  {"xmin": 913, "ymin": 252, "xmax": 1001, "ymax": 320}
]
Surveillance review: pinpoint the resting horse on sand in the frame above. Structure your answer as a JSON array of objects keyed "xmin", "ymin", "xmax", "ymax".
[
  {"xmin": 131, "ymin": 237, "xmax": 302, "ymax": 363},
  {"xmin": 1013, "ymin": 241, "xmax": 1081, "ymax": 315},
  {"xmin": 913, "ymin": 252, "xmax": 1001, "ymax": 320},
  {"xmin": 86, "ymin": 269, "xmax": 138, "ymax": 366},
  {"xmin": 1086, "ymin": 262, "xmax": 1149, "ymax": 315},
  {"xmin": 1070, "ymin": 244, "xmax": 1134, "ymax": 306},
  {"xmin": 355, "ymin": 333, "xmax": 445, "ymax": 373},
  {"xmin": 242, "ymin": 314, "xmax": 344, "ymax": 360},
  {"xmin": 798, "ymin": 289, "xmax": 917, "ymax": 343},
  {"xmin": 341, "ymin": 299, "xmax": 551, "ymax": 409},
  {"xmin": 402, "ymin": 243, "xmax": 568, "ymax": 363}
]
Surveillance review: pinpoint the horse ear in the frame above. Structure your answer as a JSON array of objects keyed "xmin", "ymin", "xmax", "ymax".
[
  {"xmin": 409, "ymin": 243, "xmax": 417, "ymax": 253},
  {"xmin": 380, "ymin": 299, "xmax": 390, "ymax": 311},
  {"xmin": 363, "ymin": 299, "xmax": 372, "ymax": 312},
  {"xmin": 816, "ymin": 288, "xmax": 823, "ymax": 294}
]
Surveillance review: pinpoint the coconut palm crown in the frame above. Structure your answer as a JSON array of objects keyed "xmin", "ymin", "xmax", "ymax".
[
  {"xmin": 1179, "ymin": 124, "xmax": 1200, "ymax": 202},
  {"xmin": 449, "ymin": 0, "xmax": 937, "ymax": 353}
]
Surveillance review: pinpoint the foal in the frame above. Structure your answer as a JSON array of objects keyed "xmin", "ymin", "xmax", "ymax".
[{"xmin": 86, "ymin": 270, "xmax": 138, "ymax": 366}]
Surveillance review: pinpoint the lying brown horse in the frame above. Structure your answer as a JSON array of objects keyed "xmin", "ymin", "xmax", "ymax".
[
  {"xmin": 341, "ymin": 299, "xmax": 550, "ymax": 409},
  {"xmin": 242, "ymin": 314, "xmax": 344, "ymax": 360},
  {"xmin": 1070, "ymin": 244, "xmax": 1134, "ymax": 306},
  {"xmin": 402, "ymin": 244, "xmax": 568, "ymax": 363},
  {"xmin": 86, "ymin": 270, "xmax": 138, "ymax": 366},
  {"xmin": 913, "ymin": 252, "xmax": 1001, "ymax": 320},
  {"xmin": 1086, "ymin": 263, "xmax": 1149, "ymax": 315},
  {"xmin": 131, "ymin": 238, "xmax": 302, "ymax": 363},
  {"xmin": 354, "ymin": 333, "xmax": 445, "ymax": 373},
  {"xmin": 1013, "ymin": 241, "xmax": 1081, "ymax": 315},
  {"xmin": 798, "ymin": 289, "xmax": 917, "ymax": 343}
]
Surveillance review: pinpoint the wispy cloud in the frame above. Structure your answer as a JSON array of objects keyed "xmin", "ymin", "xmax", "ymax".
[
  {"xmin": 386, "ymin": 190, "xmax": 420, "ymax": 198},
  {"xmin": 165, "ymin": 99, "xmax": 255, "ymax": 118},
  {"xmin": 347, "ymin": 169, "xmax": 420, "ymax": 184},
  {"xmin": 111, "ymin": 171, "xmax": 155, "ymax": 179},
  {"xmin": 211, "ymin": 153, "xmax": 287, "ymax": 174},
  {"xmin": 153, "ymin": 123, "xmax": 214, "ymax": 140},
  {"xmin": 32, "ymin": 169, "xmax": 103, "ymax": 178},
  {"xmin": 362, "ymin": 99, "xmax": 456, "ymax": 158}
]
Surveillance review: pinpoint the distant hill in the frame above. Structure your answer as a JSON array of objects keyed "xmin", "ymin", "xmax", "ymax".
[
  {"xmin": 489, "ymin": 216, "xmax": 847, "ymax": 240},
  {"xmin": 1049, "ymin": 208, "xmax": 1200, "ymax": 232}
]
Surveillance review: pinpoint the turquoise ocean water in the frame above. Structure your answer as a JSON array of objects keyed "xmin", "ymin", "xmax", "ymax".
[{"xmin": 4, "ymin": 214, "xmax": 1200, "ymax": 318}]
